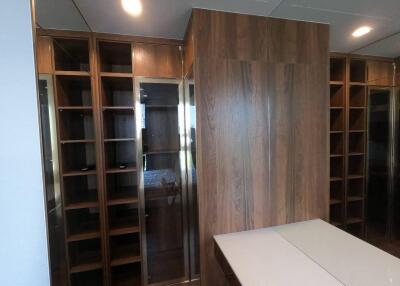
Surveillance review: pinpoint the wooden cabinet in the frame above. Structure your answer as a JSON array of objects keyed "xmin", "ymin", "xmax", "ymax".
[
  {"xmin": 367, "ymin": 60, "xmax": 393, "ymax": 86},
  {"xmin": 37, "ymin": 29, "xmax": 200, "ymax": 286},
  {"xmin": 190, "ymin": 9, "xmax": 329, "ymax": 286},
  {"xmin": 134, "ymin": 43, "xmax": 181, "ymax": 78}
]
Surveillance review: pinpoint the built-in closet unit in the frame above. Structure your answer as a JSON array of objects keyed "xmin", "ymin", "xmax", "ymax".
[
  {"xmin": 329, "ymin": 54, "xmax": 397, "ymax": 242},
  {"xmin": 36, "ymin": 29, "xmax": 199, "ymax": 286}
]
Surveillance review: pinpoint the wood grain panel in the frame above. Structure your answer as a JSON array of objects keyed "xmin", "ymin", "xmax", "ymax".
[
  {"xmin": 367, "ymin": 60, "xmax": 394, "ymax": 86},
  {"xmin": 134, "ymin": 43, "xmax": 182, "ymax": 78},
  {"xmin": 192, "ymin": 9, "xmax": 329, "ymax": 285},
  {"xmin": 36, "ymin": 36, "xmax": 53, "ymax": 73},
  {"xmin": 194, "ymin": 9, "xmax": 328, "ymax": 64}
]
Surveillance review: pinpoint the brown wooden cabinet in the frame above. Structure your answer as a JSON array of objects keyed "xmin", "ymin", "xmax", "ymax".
[
  {"xmin": 37, "ymin": 30, "xmax": 199, "ymax": 286},
  {"xmin": 329, "ymin": 54, "xmax": 395, "ymax": 238}
]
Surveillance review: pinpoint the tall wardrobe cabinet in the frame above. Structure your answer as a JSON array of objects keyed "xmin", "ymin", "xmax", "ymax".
[{"xmin": 36, "ymin": 30, "xmax": 199, "ymax": 286}]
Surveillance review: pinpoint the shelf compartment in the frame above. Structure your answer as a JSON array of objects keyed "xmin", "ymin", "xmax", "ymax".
[
  {"xmin": 330, "ymin": 84, "xmax": 345, "ymax": 107},
  {"xmin": 349, "ymin": 108, "xmax": 366, "ymax": 131},
  {"xmin": 348, "ymin": 132, "xmax": 365, "ymax": 153},
  {"xmin": 350, "ymin": 59, "xmax": 366, "ymax": 83},
  {"xmin": 330, "ymin": 58, "xmax": 346, "ymax": 82},
  {"xmin": 70, "ymin": 269, "xmax": 103, "ymax": 286},
  {"xmin": 348, "ymin": 155, "xmax": 365, "ymax": 177},
  {"xmin": 103, "ymin": 109, "xmax": 135, "ymax": 139},
  {"xmin": 330, "ymin": 180, "xmax": 344, "ymax": 204},
  {"xmin": 54, "ymin": 38, "xmax": 90, "ymax": 72},
  {"xmin": 330, "ymin": 109, "xmax": 345, "ymax": 132},
  {"xmin": 99, "ymin": 41, "xmax": 132, "ymax": 73},
  {"xmin": 110, "ymin": 233, "xmax": 141, "ymax": 267},
  {"xmin": 66, "ymin": 208, "xmax": 100, "ymax": 240},
  {"xmin": 107, "ymin": 172, "xmax": 138, "ymax": 205},
  {"xmin": 56, "ymin": 75, "xmax": 92, "ymax": 107},
  {"xmin": 101, "ymin": 77, "xmax": 134, "ymax": 107},
  {"xmin": 140, "ymin": 83, "xmax": 179, "ymax": 106},
  {"xmin": 142, "ymin": 108, "xmax": 180, "ymax": 153},
  {"xmin": 349, "ymin": 85, "xmax": 366, "ymax": 107},
  {"xmin": 330, "ymin": 132, "xmax": 344, "ymax": 155},
  {"xmin": 69, "ymin": 238, "xmax": 102, "ymax": 273},
  {"xmin": 347, "ymin": 177, "xmax": 365, "ymax": 199},
  {"xmin": 330, "ymin": 156, "xmax": 344, "ymax": 179},
  {"xmin": 64, "ymin": 175, "xmax": 98, "ymax": 207},
  {"xmin": 347, "ymin": 200, "xmax": 363, "ymax": 224},
  {"xmin": 111, "ymin": 263, "xmax": 141, "ymax": 286},
  {"xmin": 108, "ymin": 204, "xmax": 139, "ymax": 235},
  {"xmin": 59, "ymin": 109, "xmax": 95, "ymax": 141},
  {"xmin": 61, "ymin": 142, "xmax": 96, "ymax": 174},
  {"xmin": 329, "ymin": 203, "xmax": 344, "ymax": 228},
  {"xmin": 105, "ymin": 140, "xmax": 136, "ymax": 171}
]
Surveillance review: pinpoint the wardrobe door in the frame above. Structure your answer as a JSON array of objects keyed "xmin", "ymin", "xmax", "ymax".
[
  {"xmin": 137, "ymin": 79, "xmax": 187, "ymax": 284},
  {"xmin": 366, "ymin": 88, "xmax": 391, "ymax": 241}
]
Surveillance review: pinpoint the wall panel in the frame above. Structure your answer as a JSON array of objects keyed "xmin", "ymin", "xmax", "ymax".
[{"xmin": 192, "ymin": 9, "xmax": 329, "ymax": 285}]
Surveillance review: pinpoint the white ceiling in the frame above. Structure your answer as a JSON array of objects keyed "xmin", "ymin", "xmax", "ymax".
[{"xmin": 35, "ymin": 0, "xmax": 400, "ymax": 58}]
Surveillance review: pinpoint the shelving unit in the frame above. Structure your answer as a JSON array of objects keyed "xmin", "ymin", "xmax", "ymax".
[
  {"xmin": 53, "ymin": 37, "xmax": 105, "ymax": 285},
  {"xmin": 329, "ymin": 56, "xmax": 346, "ymax": 227},
  {"xmin": 97, "ymin": 40, "xmax": 142, "ymax": 286},
  {"xmin": 329, "ymin": 55, "xmax": 366, "ymax": 237},
  {"xmin": 39, "ymin": 30, "xmax": 197, "ymax": 286}
]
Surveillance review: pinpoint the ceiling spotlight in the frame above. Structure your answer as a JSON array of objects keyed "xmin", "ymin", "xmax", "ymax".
[
  {"xmin": 122, "ymin": 0, "xmax": 142, "ymax": 17},
  {"xmin": 352, "ymin": 26, "xmax": 372, "ymax": 38}
]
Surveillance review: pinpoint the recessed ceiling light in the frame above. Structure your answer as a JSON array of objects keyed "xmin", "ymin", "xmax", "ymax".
[
  {"xmin": 352, "ymin": 26, "xmax": 372, "ymax": 38},
  {"xmin": 122, "ymin": 0, "xmax": 142, "ymax": 17}
]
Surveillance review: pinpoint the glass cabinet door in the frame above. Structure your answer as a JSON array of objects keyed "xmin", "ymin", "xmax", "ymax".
[
  {"xmin": 184, "ymin": 72, "xmax": 200, "ymax": 279},
  {"xmin": 137, "ymin": 80, "xmax": 187, "ymax": 284}
]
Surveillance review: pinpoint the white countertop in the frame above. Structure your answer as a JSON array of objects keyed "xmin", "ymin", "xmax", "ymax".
[{"xmin": 214, "ymin": 219, "xmax": 400, "ymax": 286}]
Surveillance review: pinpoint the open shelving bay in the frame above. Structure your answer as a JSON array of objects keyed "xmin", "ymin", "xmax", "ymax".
[{"xmin": 329, "ymin": 55, "xmax": 367, "ymax": 237}]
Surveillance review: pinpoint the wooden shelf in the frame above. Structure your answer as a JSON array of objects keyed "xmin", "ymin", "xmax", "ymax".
[
  {"xmin": 100, "ymin": 72, "xmax": 133, "ymax": 78},
  {"xmin": 63, "ymin": 170, "xmax": 97, "ymax": 177},
  {"xmin": 55, "ymin": 71, "xmax": 91, "ymax": 77},
  {"xmin": 108, "ymin": 197, "xmax": 139, "ymax": 206},
  {"xmin": 58, "ymin": 106, "xmax": 93, "ymax": 111},
  {"xmin": 348, "ymin": 130, "xmax": 365, "ymax": 133},
  {"xmin": 103, "ymin": 106, "xmax": 135, "ymax": 111},
  {"xmin": 105, "ymin": 167, "xmax": 137, "ymax": 174},
  {"xmin": 349, "ymin": 82, "xmax": 367, "ymax": 86},
  {"xmin": 104, "ymin": 138, "xmax": 135, "ymax": 143},
  {"xmin": 330, "ymin": 199, "xmax": 342, "ymax": 205},
  {"xmin": 109, "ymin": 226, "xmax": 140, "ymax": 236},
  {"xmin": 348, "ymin": 175, "xmax": 364, "ymax": 180},
  {"xmin": 61, "ymin": 139, "xmax": 96, "ymax": 144},
  {"xmin": 144, "ymin": 149, "xmax": 180, "ymax": 155},
  {"xmin": 348, "ymin": 152, "xmax": 364, "ymax": 156},
  {"xmin": 145, "ymin": 104, "xmax": 177, "ymax": 108},
  {"xmin": 330, "ymin": 154, "xmax": 343, "ymax": 158},
  {"xmin": 330, "ymin": 81, "xmax": 344, "ymax": 85},
  {"xmin": 346, "ymin": 217, "xmax": 363, "ymax": 225},
  {"xmin": 330, "ymin": 177, "xmax": 343, "ymax": 182},
  {"xmin": 67, "ymin": 231, "xmax": 101, "ymax": 242},
  {"xmin": 70, "ymin": 262, "xmax": 103, "ymax": 274},
  {"xmin": 65, "ymin": 201, "xmax": 99, "ymax": 210},
  {"xmin": 347, "ymin": 196, "xmax": 364, "ymax": 202},
  {"xmin": 110, "ymin": 256, "xmax": 141, "ymax": 267}
]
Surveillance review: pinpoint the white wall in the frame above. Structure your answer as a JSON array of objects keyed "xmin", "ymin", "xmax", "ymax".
[{"xmin": 0, "ymin": 1, "xmax": 50, "ymax": 285}]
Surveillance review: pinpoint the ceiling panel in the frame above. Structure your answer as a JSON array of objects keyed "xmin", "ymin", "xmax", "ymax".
[
  {"xmin": 355, "ymin": 33, "xmax": 400, "ymax": 58},
  {"xmin": 34, "ymin": 0, "xmax": 400, "ymax": 57},
  {"xmin": 74, "ymin": 0, "xmax": 283, "ymax": 39},
  {"xmin": 270, "ymin": 0, "xmax": 400, "ymax": 53},
  {"xmin": 36, "ymin": 0, "xmax": 89, "ymax": 31}
]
